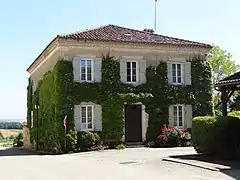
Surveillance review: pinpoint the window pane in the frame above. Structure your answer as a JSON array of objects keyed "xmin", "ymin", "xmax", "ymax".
[
  {"xmin": 132, "ymin": 69, "xmax": 136, "ymax": 76},
  {"xmin": 87, "ymin": 106, "xmax": 92, "ymax": 118},
  {"xmin": 87, "ymin": 60, "xmax": 91, "ymax": 66},
  {"xmin": 87, "ymin": 73, "xmax": 91, "ymax": 81},
  {"xmin": 81, "ymin": 107, "xmax": 86, "ymax": 117},
  {"xmin": 177, "ymin": 64, "xmax": 181, "ymax": 83},
  {"xmin": 132, "ymin": 62, "xmax": 136, "ymax": 69},
  {"xmin": 88, "ymin": 123, "xmax": 92, "ymax": 129},
  {"xmin": 172, "ymin": 64, "xmax": 176, "ymax": 83},
  {"xmin": 126, "ymin": 62, "xmax": 131, "ymax": 69},
  {"xmin": 127, "ymin": 75, "xmax": 131, "ymax": 82},
  {"xmin": 82, "ymin": 117, "xmax": 86, "ymax": 123},
  {"xmin": 178, "ymin": 106, "xmax": 183, "ymax": 126},
  {"xmin": 173, "ymin": 106, "xmax": 178, "ymax": 126},
  {"xmin": 81, "ymin": 60, "xmax": 86, "ymax": 67},
  {"xmin": 132, "ymin": 75, "xmax": 136, "ymax": 82},
  {"xmin": 127, "ymin": 68, "xmax": 131, "ymax": 76}
]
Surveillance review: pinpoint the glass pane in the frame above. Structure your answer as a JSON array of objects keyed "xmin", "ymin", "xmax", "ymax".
[
  {"xmin": 88, "ymin": 123, "xmax": 92, "ymax": 129},
  {"xmin": 87, "ymin": 117, "xmax": 92, "ymax": 123},
  {"xmin": 132, "ymin": 62, "xmax": 136, "ymax": 69},
  {"xmin": 81, "ymin": 73, "xmax": 86, "ymax": 81},
  {"xmin": 177, "ymin": 64, "xmax": 181, "ymax": 83},
  {"xmin": 82, "ymin": 117, "xmax": 86, "ymax": 123},
  {"xmin": 81, "ymin": 60, "xmax": 86, "ymax": 67},
  {"xmin": 127, "ymin": 75, "xmax": 131, "ymax": 82},
  {"xmin": 132, "ymin": 75, "xmax": 136, "ymax": 82},
  {"xmin": 81, "ymin": 107, "xmax": 86, "ymax": 117},
  {"xmin": 127, "ymin": 68, "xmax": 131, "ymax": 76},
  {"xmin": 87, "ymin": 73, "xmax": 91, "ymax": 81},
  {"xmin": 173, "ymin": 106, "xmax": 178, "ymax": 126},
  {"xmin": 179, "ymin": 106, "xmax": 183, "ymax": 126},
  {"xmin": 172, "ymin": 64, "xmax": 176, "ymax": 83},
  {"xmin": 132, "ymin": 69, "xmax": 136, "ymax": 76},
  {"xmin": 127, "ymin": 62, "xmax": 131, "ymax": 69},
  {"xmin": 87, "ymin": 60, "xmax": 91, "ymax": 66},
  {"xmin": 87, "ymin": 106, "xmax": 92, "ymax": 118}
]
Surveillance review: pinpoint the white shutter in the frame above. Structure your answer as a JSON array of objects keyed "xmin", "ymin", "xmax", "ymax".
[
  {"xmin": 74, "ymin": 105, "xmax": 81, "ymax": 131},
  {"xmin": 139, "ymin": 60, "xmax": 147, "ymax": 84},
  {"xmin": 185, "ymin": 105, "xmax": 193, "ymax": 129},
  {"xmin": 168, "ymin": 105, "xmax": 173, "ymax": 126},
  {"xmin": 120, "ymin": 59, "xmax": 126, "ymax": 83},
  {"xmin": 94, "ymin": 104, "xmax": 102, "ymax": 131},
  {"xmin": 94, "ymin": 59, "xmax": 102, "ymax": 82},
  {"xmin": 184, "ymin": 62, "xmax": 192, "ymax": 85},
  {"xmin": 167, "ymin": 62, "xmax": 172, "ymax": 84},
  {"xmin": 73, "ymin": 58, "xmax": 80, "ymax": 82}
]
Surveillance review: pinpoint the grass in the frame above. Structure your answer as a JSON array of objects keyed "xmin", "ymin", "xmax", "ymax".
[
  {"xmin": 0, "ymin": 129, "xmax": 23, "ymax": 147},
  {"xmin": 0, "ymin": 129, "xmax": 22, "ymax": 138}
]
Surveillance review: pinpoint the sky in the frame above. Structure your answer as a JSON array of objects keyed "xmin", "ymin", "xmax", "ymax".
[{"xmin": 0, "ymin": 0, "xmax": 239, "ymax": 120}]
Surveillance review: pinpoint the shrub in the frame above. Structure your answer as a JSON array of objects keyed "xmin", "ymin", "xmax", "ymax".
[
  {"xmin": 116, "ymin": 143, "xmax": 126, "ymax": 150},
  {"xmin": 66, "ymin": 130, "xmax": 77, "ymax": 152},
  {"xmin": 155, "ymin": 124, "xmax": 191, "ymax": 147},
  {"xmin": 13, "ymin": 132, "xmax": 23, "ymax": 147},
  {"xmin": 229, "ymin": 111, "xmax": 240, "ymax": 119},
  {"xmin": 192, "ymin": 116, "xmax": 240, "ymax": 159},
  {"xmin": 77, "ymin": 131, "xmax": 102, "ymax": 151}
]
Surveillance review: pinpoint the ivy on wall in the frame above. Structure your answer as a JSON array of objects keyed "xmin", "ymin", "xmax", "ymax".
[{"xmin": 27, "ymin": 54, "xmax": 213, "ymax": 151}]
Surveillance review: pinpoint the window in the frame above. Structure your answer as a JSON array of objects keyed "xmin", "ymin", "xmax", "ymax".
[
  {"xmin": 126, "ymin": 61, "xmax": 137, "ymax": 82},
  {"xmin": 173, "ymin": 105, "xmax": 184, "ymax": 127},
  {"xmin": 80, "ymin": 59, "xmax": 93, "ymax": 82},
  {"xmin": 81, "ymin": 105, "xmax": 93, "ymax": 130},
  {"xmin": 172, "ymin": 63, "xmax": 182, "ymax": 84}
]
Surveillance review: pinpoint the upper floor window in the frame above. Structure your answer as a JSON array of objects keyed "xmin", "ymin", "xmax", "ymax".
[
  {"xmin": 80, "ymin": 59, "xmax": 93, "ymax": 82},
  {"xmin": 126, "ymin": 61, "xmax": 138, "ymax": 82},
  {"xmin": 81, "ymin": 105, "xmax": 93, "ymax": 131},
  {"xmin": 172, "ymin": 63, "xmax": 182, "ymax": 84},
  {"xmin": 173, "ymin": 105, "xmax": 184, "ymax": 127}
]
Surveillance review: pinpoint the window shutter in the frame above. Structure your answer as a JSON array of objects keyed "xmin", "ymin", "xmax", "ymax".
[
  {"xmin": 94, "ymin": 59, "xmax": 102, "ymax": 82},
  {"xmin": 139, "ymin": 59, "xmax": 147, "ymax": 84},
  {"xmin": 73, "ymin": 58, "xmax": 80, "ymax": 82},
  {"xmin": 184, "ymin": 62, "xmax": 191, "ymax": 85},
  {"xmin": 168, "ymin": 105, "xmax": 174, "ymax": 126},
  {"xmin": 185, "ymin": 105, "xmax": 193, "ymax": 129},
  {"xmin": 120, "ymin": 59, "xmax": 126, "ymax": 83},
  {"xmin": 167, "ymin": 62, "xmax": 172, "ymax": 84},
  {"xmin": 94, "ymin": 104, "xmax": 102, "ymax": 131},
  {"xmin": 74, "ymin": 105, "xmax": 81, "ymax": 131}
]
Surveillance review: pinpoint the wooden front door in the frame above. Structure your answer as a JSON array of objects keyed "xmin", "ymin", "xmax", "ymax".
[{"xmin": 125, "ymin": 105, "xmax": 142, "ymax": 142}]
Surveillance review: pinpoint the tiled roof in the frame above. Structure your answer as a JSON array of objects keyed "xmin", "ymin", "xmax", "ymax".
[
  {"xmin": 216, "ymin": 71, "xmax": 240, "ymax": 86},
  {"xmin": 58, "ymin": 24, "xmax": 212, "ymax": 48}
]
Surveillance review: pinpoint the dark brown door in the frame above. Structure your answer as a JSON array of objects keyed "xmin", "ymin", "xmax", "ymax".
[{"xmin": 125, "ymin": 105, "xmax": 142, "ymax": 142}]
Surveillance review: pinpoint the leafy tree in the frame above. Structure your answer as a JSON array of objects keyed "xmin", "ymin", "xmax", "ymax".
[
  {"xmin": 0, "ymin": 131, "xmax": 4, "ymax": 139},
  {"xmin": 207, "ymin": 45, "xmax": 240, "ymax": 84},
  {"xmin": 207, "ymin": 46, "xmax": 240, "ymax": 109}
]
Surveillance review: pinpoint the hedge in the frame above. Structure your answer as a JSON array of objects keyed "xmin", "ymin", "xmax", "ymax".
[
  {"xmin": 27, "ymin": 54, "xmax": 213, "ymax": 152},
  {"xmin": 192, "ymin": 116, "xmax": 240, "ymax": 159}
]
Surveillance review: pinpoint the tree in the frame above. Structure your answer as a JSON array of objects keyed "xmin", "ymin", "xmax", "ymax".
[
  {"xmin": 207, "ymin": 46, "xmax": 240, "ymax": 111},
  {"xmin": 207, "ymin": 45, "xmax": 240, "ymax": 84}
]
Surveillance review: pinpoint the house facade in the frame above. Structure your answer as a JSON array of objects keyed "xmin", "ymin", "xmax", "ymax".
[{"xmin": 27, "ymin": 25, "xmax": 213, "ymax": 149}]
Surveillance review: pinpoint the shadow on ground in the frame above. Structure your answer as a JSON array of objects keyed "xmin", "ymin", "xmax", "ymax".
[
  {"xmin": 169, "ymin": 154, "xmax": 240, "ymax": 179},
  {"xmin": 0, "ymin": 147, "xmax": 43, "ymax": 157}
]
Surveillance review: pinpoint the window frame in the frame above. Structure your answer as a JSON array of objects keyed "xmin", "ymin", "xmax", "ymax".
[
  {"xmin": 80, "ymin": 105, "xmax": 94, "ymax": 131},
  {"xmin": 171, "ymin": 62, "xmax": 183, "ymax": 85},
  {"xmin": 172, "ymin": 104, "xmax": 184, "ymax": 128},
  {"xmin": 125, "ymin": 60, "xmax": 139, "ymax": 83},
  {"xmin": 80, "ymin": 58, "xmax": 94, "ymax": 82}
]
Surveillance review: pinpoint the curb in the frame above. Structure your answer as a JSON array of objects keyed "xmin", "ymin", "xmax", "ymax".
[{"xmin": 162, "ymin": 157, "xmax": 230, "ymax": 172}]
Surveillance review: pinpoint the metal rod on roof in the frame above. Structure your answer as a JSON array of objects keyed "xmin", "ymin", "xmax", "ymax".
[{"xmin": 154, "ymin": 0, "xmax": 158, "ymax": 32}]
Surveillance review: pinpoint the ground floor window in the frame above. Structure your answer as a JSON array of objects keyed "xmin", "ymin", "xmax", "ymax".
[
  {"xmin": 173, "ymin": 105, "xmax": 184, "ymax": 127},
  {"xmin": 81, "ymin": 105, "xmax": 93, "ymax": 131}
]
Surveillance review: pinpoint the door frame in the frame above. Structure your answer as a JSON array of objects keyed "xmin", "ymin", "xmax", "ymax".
[{"xmin": 122, "ymin": 102, "xmax": 148, "ymax": 142}]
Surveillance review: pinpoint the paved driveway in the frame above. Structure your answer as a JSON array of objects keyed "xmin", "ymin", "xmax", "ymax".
[{"xmin": 0, "ymin": 147, "xmax": 238, "ymax": 180}]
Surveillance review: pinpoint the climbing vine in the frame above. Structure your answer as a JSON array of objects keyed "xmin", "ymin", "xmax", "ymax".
[{"xmin": 27, "ymin": 54, "xmax": 213, "ymax": 151}]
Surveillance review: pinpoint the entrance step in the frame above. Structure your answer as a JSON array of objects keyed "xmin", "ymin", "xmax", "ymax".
[{"xmin": 126, "ymin": 142, "xmax": 145, "ymax": 148}]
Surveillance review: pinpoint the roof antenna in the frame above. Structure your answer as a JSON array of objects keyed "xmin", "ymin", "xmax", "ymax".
[{"xmin": 154, "ymin": 0, "xmax": 159, "ymax": 32}]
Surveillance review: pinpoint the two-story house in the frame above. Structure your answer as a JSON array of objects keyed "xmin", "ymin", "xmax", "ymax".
[{"xmin": 27, "ymin": 24, "xmax": 212, "ymax": 148}]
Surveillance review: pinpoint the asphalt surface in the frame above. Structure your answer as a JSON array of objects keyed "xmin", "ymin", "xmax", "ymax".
[{"xmin": 0, "ymin": 147, "xmax": 238, "ymax": 180}]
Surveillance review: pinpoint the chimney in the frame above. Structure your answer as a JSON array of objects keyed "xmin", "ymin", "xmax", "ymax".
[{"xmin": 143, "ymin": 28, "xmax": 154, "ymax": 34}]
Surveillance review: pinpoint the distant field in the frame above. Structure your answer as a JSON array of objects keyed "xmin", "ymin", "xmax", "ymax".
[{"xmin": 0, "ymin": 129, "xmax": 22, "ymax": 138}]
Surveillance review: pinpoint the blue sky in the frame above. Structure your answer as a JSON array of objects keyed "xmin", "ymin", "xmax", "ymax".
[{"xmin": 0, "ymin": 0, "xmax": 239, "ymax": 119}]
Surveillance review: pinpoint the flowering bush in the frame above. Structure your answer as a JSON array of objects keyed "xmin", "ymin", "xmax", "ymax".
[{"xmin": 155, "ymin": 124, "xmax": 191, "ymax": 147}]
